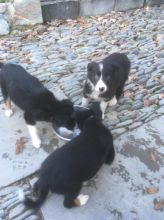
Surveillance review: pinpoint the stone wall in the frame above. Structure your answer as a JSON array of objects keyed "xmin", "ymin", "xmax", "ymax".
[
  {"xmin": 0, "ymin": 0, "xmax": 42, "ymax": 36},
  {"xmin": 0, "ymin": 3, "xmax": 9, "ymax": 35},
  {"xmin": 41, "ymin": 0, "xmax": 164, "ymax": 20},
  {"xmin": 0, "ymin": 0, "xmax": 163, "ymax": 35}
]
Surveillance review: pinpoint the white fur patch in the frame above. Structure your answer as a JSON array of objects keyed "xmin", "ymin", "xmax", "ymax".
[
  {"xmin": 95, "ymin": 63, "xmax": 107, "ymax": 93},
  {"xmin": 109, "ymin": 96, "xmax": 117, "ymax": 106},
  {"xmin": 27, "ymin": 125, "xmax": 41, "ymax": 148},
  {"xmin": 77, "ymin": 194, "xmax": 89, "ymax": 206},
  {"xmin": 5, "ymin": 109, "xmax": 13, "ymax": 117},
  {"xmin": 99, "ymin": 63, "xmax": 103, "ymax": 72},
  {"xmin": 18, "ymin": 189, "xmax": 25, "ymax": 202},
  {"xmin": 100, "ymin": 101, "xmax": 108, "ymax": 119}
]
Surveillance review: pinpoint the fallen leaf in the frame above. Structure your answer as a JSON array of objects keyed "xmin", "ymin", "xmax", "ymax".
[
  {"xmin": 144, "ymin": 99, "xmax": 151, "ymax": 107},
  {"xmin": 15, "ymin": 137, "xmax": 26, "ymax": 155},
  {"xmin": 31, "ymin": 31, "xmax": 38, "ymax": 37},
  {"xmin": 20, "ymin": 34, "xmax": 28, "ymax": 42},
  {"xmin": 124, "ymin": 91, "xmax": 134, "ymax": 98},
  {"xmin": 152, "ymin": 34, "xmax": 157, "ymax": 41},
  {"xmin": 153, "ymin": 76, "xmax": 160, "ymax": 82},
  {"xmin": 154, "ymin": 199, "xmax": 164, "ymax": 210},
  {"xmin": 147, "ymin": 187, "xmax": 159, "ymax": 194},
  {"xmin": 139, "ymin": 85, "xmax": 144, "ymax": 90},
  {"xmin": 158, "ymin": 93, "xmax": 164, "ymax": 99},
  {"xmin": 129, "ymin": 74, "xmax": 136, "ymax": 81},
  {"xmin": 149, "ymin": 151, "xmax": 156, "ymax": 162}
]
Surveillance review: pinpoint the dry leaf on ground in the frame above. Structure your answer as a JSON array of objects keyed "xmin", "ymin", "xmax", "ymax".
[
  {"xmin": 144, "ymin": 99, "xmax": 151, "ymax": 107},
  {"xmin": 129, "ymin": 74, "xmax": 136, "ymax": 81},
  {"xmin": 149, "ymin": 151, "xmax": 156, "ymax": 162},
  {"xmin": 154, "ymin": 199, "xmax": 164, "ymax": 210},
  {"xmin": 146, "ymin": 187, "xmax": 159, "ymax": 194},
  {"xmin": 15, "ymin": 137, "xmax": 26, "ymax": 155},
  {"xmin": 158, "ymin": 93, "xmax": 164, "ymax": 99},
  {"xmin": 124, "ymin": 91, "xmax": 134, "ymax": 98}
]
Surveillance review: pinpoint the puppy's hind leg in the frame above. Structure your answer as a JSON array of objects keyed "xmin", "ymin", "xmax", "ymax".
[
  {"xmin": 108, "ymin": 96, "xmax": 117, "ymax": 106},
  {"xmin": 64, "ymin": 191, "xmax": 89, "ymax": 208},
  {"xmin": 74, "ymin": 194, "xmax": 89, "ymax": 207},
  {"xmin": 24, "ymin": 112, "xmax": 41, "ymax": 148},
  {"xmin": 5, "ymin": 98, "xmax": 13, "ymax": 117},
  {"xmin": 116, "ymin": 84, "xmax": 124, "ymax": 100},
  {"xmin": 63, "ymin": 183, "xmax": 89, "ymax": 208},
  {"xmin": 1, "ymin": 84, "xmax": 13, "ymax": 117}
]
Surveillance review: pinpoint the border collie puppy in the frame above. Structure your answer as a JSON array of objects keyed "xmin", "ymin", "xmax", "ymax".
[
  {"xmin": 19, "ymin": 110, "xmax": 115, "ymax": 209},
  {"xmin": 0, "ymin": 63, "xmax": 75, "ymax": 148},
  {"xmin": 82, "ymin": 53, "xmax": 131, "ymax": 119}
]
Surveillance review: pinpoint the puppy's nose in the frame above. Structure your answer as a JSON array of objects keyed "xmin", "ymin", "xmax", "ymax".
[{"xmin": 99, "ymin": 87, "xmax": 105, "ymax": 92}]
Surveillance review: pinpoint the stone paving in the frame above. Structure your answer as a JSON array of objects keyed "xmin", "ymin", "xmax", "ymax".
[{"xmin": 0, "ymin": 4, "xmax": 164, "ymax": 220}]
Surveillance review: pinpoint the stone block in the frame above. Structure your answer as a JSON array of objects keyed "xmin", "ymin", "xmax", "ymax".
[
  {"xmin": 0, "ymin": 3, "xmax": 6, "ymax": 13},
  {"xmin": 80, "ymin": 0, "xmax": 115, "ymax": 16},
  {"xmin": 0, "ymin": 15, "xmax": 9, "ymax": 35},
  {"xmin": 145, "ymin": 0, "xmax": 164, "ymax": 6},
  {"xmin": 41, "ymin": 0, "xmax": 79, "ymax": 21},
  {"xmin": 114, "ymin": 0, "xmax": 144, "ymax": 11},
  {"xmin": 14, "ymin": 0, "xmax": 43, "ymax": 25}
]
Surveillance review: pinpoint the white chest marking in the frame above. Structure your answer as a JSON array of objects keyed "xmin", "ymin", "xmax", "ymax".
[{"xmin": 95, "ymin": 63, "xmax": 107, "ymax": 93}]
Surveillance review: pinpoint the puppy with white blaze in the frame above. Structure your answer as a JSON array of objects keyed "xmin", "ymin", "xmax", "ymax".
[
  {"xmin": 0, "ymin": 62, "xmax": 75, "ymax": 148},
  {"xmin": 82, "ymin": 53, "xmax": 131, "ymax": 119},
  {"xmin": 18, "ymin": 110, "xmax": 115, "ymax": 209}
]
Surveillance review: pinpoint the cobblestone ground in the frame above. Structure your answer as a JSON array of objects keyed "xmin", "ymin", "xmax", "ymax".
[
  {"xmin": 0, "ymin": 5, "xmax": 164, "ymax": 220},
  {"xmin": 0, "ymin": 180, "xmax": 43, "ymax": 220}
]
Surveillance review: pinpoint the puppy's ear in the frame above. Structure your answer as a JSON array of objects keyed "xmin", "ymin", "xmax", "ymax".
[
  {"xmin": 61, "ymin": 99, "xmax": 73, "ymax": 107},
  {"xmin": 111, "ymin": 63, "xmax": 119, "ymax": 71},
  {"xmin": 76, "ymin": 109, "xmax": 94, "ymax": 130},
  {"xmin": 87, "ymin": 62, "xmax": 96, "ymax": 72}
]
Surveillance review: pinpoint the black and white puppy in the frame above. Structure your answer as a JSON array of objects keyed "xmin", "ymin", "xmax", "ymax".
[
  {"xmin": 0, "ymin": 63, "xmax": 75, "ymax": 148},
  {"xmin": 82, "ymin": 53, "xmax": 131, "ymax": 118},
  {"xmin": 19, "ymin": 110, "xmax": 115, "ymax": 209}
]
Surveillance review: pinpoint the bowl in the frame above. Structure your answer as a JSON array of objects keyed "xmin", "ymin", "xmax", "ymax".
[{"xmin": 53, "ymin": 105, "xmax": 89, "ymax": 142}]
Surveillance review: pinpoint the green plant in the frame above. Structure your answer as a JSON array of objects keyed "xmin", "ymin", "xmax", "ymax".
[{"xmin": 0, "ymin": 0, "xmax": 13, "ymax": 3}]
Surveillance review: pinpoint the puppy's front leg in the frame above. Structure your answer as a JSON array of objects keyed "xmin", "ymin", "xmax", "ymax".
[
  {"xmin": 24, "ymin": 112, "xmax": 41, "ymax": 148},
  {"xmin": 100, "ymin": 101, "xmax": 108, "ymax": 119},
  {"xmin": 27, "ymin": 125, "xmax": 41, "ymax": 148},
  {"xmin": 108, "ymin": 96, "xmax": 117, "ymax": 106},
  {"xmin": 5, "ymin": 99, "xmax": 13, "ymax": 117},
  {"xmin": 81, "ymin": 97, "xmax": 90, "ymax": 107}
]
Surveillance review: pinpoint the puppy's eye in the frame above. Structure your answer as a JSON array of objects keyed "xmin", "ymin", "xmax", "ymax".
[
  {"xmin": 106, "ymin": 75, "xmax": 111, "ymax": 80},
  {"xmin": 95, "ymin": 74, "xmax": 100, "ymax": 81}
]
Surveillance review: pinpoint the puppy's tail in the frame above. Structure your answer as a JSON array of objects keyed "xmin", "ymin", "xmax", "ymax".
[{"xmin": 18, "ymin": 188, "xmax": 48, "ymax": 209}]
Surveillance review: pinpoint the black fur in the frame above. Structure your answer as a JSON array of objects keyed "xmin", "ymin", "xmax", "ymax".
[
  {"xmin": 83, "ymin": 53, "xmax": 131, "ymax": 101},
  {"xmin": 23, "ymin": 112, "xmax": 115, "ymax": 209},
  {"xmin": 0, "ymin": 63, "xmax": 75, "ymax": 129}
]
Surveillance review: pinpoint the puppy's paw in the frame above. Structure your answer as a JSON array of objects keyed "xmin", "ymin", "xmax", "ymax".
[
  {"xmin": 18, "ymin": 189, "xmax": 25, "ymax": 202},
  {"xmin": 5, "ymin": 109, "xmax": 13, "ymax": 117},
  {"xmin": 109, "ymin": 96, "xmax": 117, "ymax": 106},
  {"xmin": 77, "ymin": 194, "xmax": 89, "ymax": 206},
  {"xmin": 81, "ymin": 97, "xmax": 89, "ymax": 107},
  {"xmin": 32, "ymin": 137, "xmax": 41, "ymax": 149}
]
